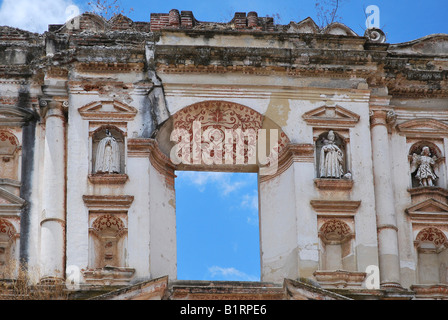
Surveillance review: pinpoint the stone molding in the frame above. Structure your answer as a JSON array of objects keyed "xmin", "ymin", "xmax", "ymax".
[
  {"xmin": 259, "ymin": 143, "xmax": 314, "ymax": 183},
  {"xmin": 128, "ymin": 138, "xmax": 176, "ymax": 189},
  {"xmin": 302, "ymin": 105, "xmax": 360, "ymax": 128},
  {"xmin": 0, "ymin": 186, "xmax": 25, "ymax": 216},
  {"xmin": 369, "ymin": 109, "xmax": 394, "ymax": 128},
  {"xmin": 82, "ymin": 195, "xmax": 134, "ymax": 213},
  {"xmin": 411, "ymin": 284, "xmax": 448, "ymax": 300},
  {"xmin": 406, "ymin": 198, "xmax": 448, "ymax": 221},
  {"xmin": 0, "ymin": 105, "xmax": 37, "ymax": 127},
  {"xmin": 314, "ymin": 178, "xmax": 353, "ymax": 191},
  {"xmin": 310, "ymin": 200, "xmax": 361, "ymax": 216},
  {"xmin": 76, "ymin": 62, "xmax": 145, "ymax": 74},
  {"xmin": 89, "ymin": 276, "xmax": 169, "ymax": 300},
  {"xmin": 78, "ymin": 100, "xmax": 138, "ymax": 121},
  {"xmin": 396, "ymin": 118, "xmax": 448, "ymax": 138},
  {"xmin": 313, "ymin": 270, "xmax": 367, "ymax": 289},
  {"xmin": 82, "ymin": 266, "xmax": 135, "ymax": 286},
  {"xmin": 88, "ymin": 174, "xmax": 129, "ymax": 185},
  {"xmin": 407, "ymin": 187, "xmax": 448, "ymax": 205}
]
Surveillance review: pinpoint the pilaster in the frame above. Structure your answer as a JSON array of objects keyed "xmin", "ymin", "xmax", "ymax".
[
  {"xmin": 39, "ymin": 98, "xmax": 67, "ymax": 282},
  {"xmin": 369, "ymin": 101, "xmax": 402, "ymax": 289}
]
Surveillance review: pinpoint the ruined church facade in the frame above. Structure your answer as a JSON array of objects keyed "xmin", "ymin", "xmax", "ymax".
[{"xmin": 0, "ymin": 9, "xmax": 448, "ymax": 300}]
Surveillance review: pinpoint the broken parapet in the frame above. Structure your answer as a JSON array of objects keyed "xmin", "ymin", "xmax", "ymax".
[
  {"xmin": 150, "ymin": 9, "xmax": 197, "ymax": 31},
  {"xmin": 150, "ymin": 9, "xmax": 274, "ymax": 32}
]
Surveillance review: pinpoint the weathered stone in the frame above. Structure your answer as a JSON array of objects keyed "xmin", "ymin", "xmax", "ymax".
[{"xmin": 0, "ymin": 9, "xmax": 447, "ymax": 300}]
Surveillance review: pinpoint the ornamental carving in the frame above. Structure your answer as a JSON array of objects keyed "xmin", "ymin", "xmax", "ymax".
[
  {"xmin": 318, "ymin": 130, "xmax": 344, "ymax": 179},
  {"xmin": 172, "ymin": 100, "xmax": 290, "ymax": 166},
  {"xmin": 319, "ymin": 219, "xmax": 352, "ymax": 244},
  {"xmin": 0, "ymin": 130, "xmax": 18, "ymax": 146},
  {"xmin": 416, "ymin": 227, "xmax": 447, "ymax": 248},
  {"xmin": 0, "ymin": 219, "xmax": 17, "ymax": 239},
  {"xmin": 409, "ymin": 143, "xmax": 441, "ymax": 188},
  {"xmin": 91, "ymin": 214, "xmax": 125, "ymax": 236},
  {"xmin": 315, "ymin": 130, "xmax": 351, "ymax": 180},
  {"xmin": 173, "ymin": 101, "xmax": 263, "ymax": 133}
]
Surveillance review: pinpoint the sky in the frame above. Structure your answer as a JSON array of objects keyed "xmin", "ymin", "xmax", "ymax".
[
  {"xmin": 0, "ymin": 0, "xmax": 447, "ymax": 282},
  {"xmin": 176, "ymin": 172, "xmax": 260, "ymax": 281},
  {"xmin": 0, "ymin": 0, "xmax": 447, "ymax": 43}
]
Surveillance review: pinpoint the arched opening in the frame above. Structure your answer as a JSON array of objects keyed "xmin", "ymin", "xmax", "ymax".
[
  {"xmin": 154, "ymin": 100, "xmax": 291, "ymax": 281},
  {"xmin": 415, "ymin": 227, "xmax": 448, "ymax": 284}
]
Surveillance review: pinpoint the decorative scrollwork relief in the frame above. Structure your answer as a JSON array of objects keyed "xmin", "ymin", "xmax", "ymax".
[
  {"xmin": 319, "ymin": 219, "xmax": 352, "ymax": 244},
  {"xmin": 416, "ymin": 227, "xmax": 447, "ymax": 248}
]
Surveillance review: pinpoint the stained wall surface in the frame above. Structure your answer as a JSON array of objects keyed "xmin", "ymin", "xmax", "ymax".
[{"xmin": 0, "ymin": 10, "xmax": 447, "ymax": 299}]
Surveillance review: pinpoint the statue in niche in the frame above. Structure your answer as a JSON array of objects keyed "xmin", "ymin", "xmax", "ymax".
[
  {"xmin": 95, "ymin": 129, "xmax": 120, "ymax": 174},
  {"xmin": 411, "ymin": 146, "xmax": 438, "ymax": 187},
  {"xmin": 319, "ymin": 130, "xmax": 344, "ymax": 179}
]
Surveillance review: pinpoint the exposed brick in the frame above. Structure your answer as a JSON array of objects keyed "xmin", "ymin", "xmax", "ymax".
[{"xmin": 247, "ymin": 11, "xmax": 258, "ymax": 28}]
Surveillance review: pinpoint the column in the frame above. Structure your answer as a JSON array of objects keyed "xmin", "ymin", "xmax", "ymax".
[
  {"xmin": 39, "ymin": 99, "xmax": 66, "ymax": 282},
  {"xmin": 292, "ymin": 144, "xmax": 319, "ymax": 279},
  {"xmin": 370, "ymin": 108, "xmax": 402, "ymax": 288}
]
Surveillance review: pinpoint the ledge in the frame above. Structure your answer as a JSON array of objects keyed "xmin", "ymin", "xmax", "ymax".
[
  {"xmin": 313, "ymin": 270, "xmax": 367, "ymax": 289},
  {"xmin": 411, "ymin": 284, "xmax": 448, "ymax": 300},
  {"xmin": 408, "ymin": 186, "xmax": 448, "ymax": 205},
  {"xmin": 310, "ymin": 200, "xmax": 361, "ymax": 216},
  {"xmin": 88, "ymin": 174, "xmax": 129, "ymax": 185},
  {"xmin": 82, "ymin": 195, "xmax": 134, "ymax": 213},
  {"xmin": 82, "ymin": 266, "xmax": 135, "ymax": 286},
  {"xmin": 314, "ymin": 178, "xmax": 353, "ymax": 191}
]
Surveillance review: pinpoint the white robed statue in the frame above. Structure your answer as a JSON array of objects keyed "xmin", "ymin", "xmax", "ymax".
[
  {"xmin": 411, "ymin": 146, "xmax": 438, "ymax": 187},
  {"xmin": 95, "ymin": 129, "xmax": 120, "ymax": 174},
  {"xmin": 319, "ymin": 130, "xmax": 344, "ymax": 178}
]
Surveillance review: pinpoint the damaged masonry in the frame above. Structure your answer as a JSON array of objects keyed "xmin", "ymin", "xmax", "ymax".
[{"xmin": 0, "ymin": 9, "xmax": 448, "ymax": 300}]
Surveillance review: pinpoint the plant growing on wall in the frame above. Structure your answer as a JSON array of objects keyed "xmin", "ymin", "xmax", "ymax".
[
  {"xmin": 315, "ymin": 0, "xmax": 344, "ymax": 28},
  {"xmin": 87, "ymin": 0, "xmax": 133, "ymax": 20}
]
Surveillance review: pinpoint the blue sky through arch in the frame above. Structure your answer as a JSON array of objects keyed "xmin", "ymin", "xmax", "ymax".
[{"xmin": 175, "ymin": 171, "xmax": 260, "ymax": 281}]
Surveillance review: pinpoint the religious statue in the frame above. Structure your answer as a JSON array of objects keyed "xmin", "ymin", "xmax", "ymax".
[
  {"xmin": 410, "ymin": 146, "xmax": 438, "ymax": 187},
  {"xmin": 95, "ymin": 129, "xmax": 120, "ymax": 174},
  {"xmin": 319, "ymin": 130, "xmax": 344, "ymax": 178}
]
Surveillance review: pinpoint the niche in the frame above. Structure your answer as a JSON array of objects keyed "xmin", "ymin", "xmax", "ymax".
[
  {"xmin": 0, "ymin": 219, "xmax": 18, "ymax": 278},
  {"xmin": 0, "ymin": 130, "xmax": 20, "ymax": 181},
  {"xmin": 315, "ymin": 130, "xmax": 349, "ymax": 179},
  {"xmin": 415, "ymin": 227, "xmax": 448, "ymax": 284},
  {"xmin": 318, "ymin": 219, "xmax": 355, "ymax": 271},
  {"xmin": 409, "ymin": 141, "xmax": 443, "ymax": 188},
  {"xmin": 91, "ymin": 126, "xmax": 125, "ymax": 175},
  {"xmin": 89, "ymin": 214, "xmax": 127, "ymax": 269}
]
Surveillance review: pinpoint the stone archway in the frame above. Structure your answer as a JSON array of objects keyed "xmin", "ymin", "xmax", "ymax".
[
  {"xmin": 128, "ymin": 100, "xmax": 314, "ymax": 283},
  {"xmin": 155, "ymin": 100, "xmax": 290, "ymax": 175}
]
